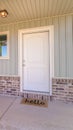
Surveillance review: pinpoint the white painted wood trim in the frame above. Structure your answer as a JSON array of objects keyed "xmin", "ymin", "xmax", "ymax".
[
  {"xmin": 49, "ymin": 26, "xmax": 54, "ymax": 95},
  {"xmin": 0, "ymin": 75, "xmax": 19, "ymax": 77},
  {"xmin": 18, "ymin": 26, "xmax": 54, "ymax": 95},
  {"xmin": 0, "ymin": 31, "xmax": 9, "ymax": 59}
]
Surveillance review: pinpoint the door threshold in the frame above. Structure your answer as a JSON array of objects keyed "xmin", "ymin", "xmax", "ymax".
[{"xmin": 22, "ymin": 90, "xmax": 50, "ymax": 96}]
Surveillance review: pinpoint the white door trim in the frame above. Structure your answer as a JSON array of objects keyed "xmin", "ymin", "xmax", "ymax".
[{"xmin": 18, "ymin": 26, "xmax": 54, "ymax": 95}]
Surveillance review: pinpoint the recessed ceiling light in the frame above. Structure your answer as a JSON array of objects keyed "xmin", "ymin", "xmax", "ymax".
[{"xmin": 0, "ymin": 10, "xmax": 8, "ymax": 18}]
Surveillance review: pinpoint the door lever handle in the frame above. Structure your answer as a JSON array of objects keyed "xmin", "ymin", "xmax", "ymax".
[
  {"xmin": 23, "ymin": 60, "xmax": 25, "ymax": 62},
  {"xmin": 22, "ymin": 64, "xmax": 25, "ymax": 66}
]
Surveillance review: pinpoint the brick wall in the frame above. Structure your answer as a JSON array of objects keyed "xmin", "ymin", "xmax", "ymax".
[
  {"xmin": 0, "ymin": 76, "xmax": 20, "ymax": 96},
  {"xmin": 1, "ymin": 76, "xmax": 73, "ymax": 102},
  {"xmin": 0, "ymin": 76, "xmax": 49, "ymax": 100},
  {"xmin": 52, "ymin": 78, "xmax": 73, "ymax": 102}
]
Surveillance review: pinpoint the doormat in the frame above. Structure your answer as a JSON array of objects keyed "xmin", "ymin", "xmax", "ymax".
[{"xmin": 21, "ymin": 98, "xmax": 48, "ymax": 107}]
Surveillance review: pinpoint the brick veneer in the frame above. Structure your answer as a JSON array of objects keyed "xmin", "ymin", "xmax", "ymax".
[
  {"xmin": 0, "ymin": 76, "xmax": 20, "ymax": 96},
  {"xmin": 0, "ymin": 76, "xmax": 49, "ymax": 100},
  {"xmin": 52, "ymin": 78, "xmax": 73, "ymax": 102}
]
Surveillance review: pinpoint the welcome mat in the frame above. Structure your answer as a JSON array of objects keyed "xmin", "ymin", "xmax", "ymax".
[{"xmin": 21, "ymin": 98, "xmax": 48, "ymax": 107}]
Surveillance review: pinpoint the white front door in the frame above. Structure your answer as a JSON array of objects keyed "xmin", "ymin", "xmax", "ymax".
[{"xmin": 22, "ymin": 31, "xmax": 49, "ymax": 92}]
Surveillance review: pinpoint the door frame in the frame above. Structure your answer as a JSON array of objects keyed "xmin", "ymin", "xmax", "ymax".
[{"xmin": 18, "ymin": 26, "xmax": 54, "ymax": 95}]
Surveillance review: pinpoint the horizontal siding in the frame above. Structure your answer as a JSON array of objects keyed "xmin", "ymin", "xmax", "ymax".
[{"xmin": 0, "ymin": 15, "xmax": 73, "ymax": 78}]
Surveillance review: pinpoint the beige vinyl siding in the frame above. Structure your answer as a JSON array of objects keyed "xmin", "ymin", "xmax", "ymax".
[{"xmin": 0, "ymin": 14, "xmax": 73, "ymax": 78}]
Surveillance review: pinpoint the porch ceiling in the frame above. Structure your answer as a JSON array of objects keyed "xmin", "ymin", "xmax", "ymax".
[{"xmin": 0, "ymin": 0, "xmax": 73, "ymax": 24}]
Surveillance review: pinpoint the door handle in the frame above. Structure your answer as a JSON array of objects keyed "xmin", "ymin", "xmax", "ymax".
[
  {"xmin": 23, "ymin": 60, "xmax": 25, "ymax": 62},
  {"xmin": 22, "ymin": 64, "xmax": 25, "ymax": 66}
]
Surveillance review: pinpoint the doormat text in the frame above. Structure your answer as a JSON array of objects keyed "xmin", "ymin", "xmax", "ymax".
[{"xmin": 21, "ymin": 98, "xmax": 48, "ymax": 107}]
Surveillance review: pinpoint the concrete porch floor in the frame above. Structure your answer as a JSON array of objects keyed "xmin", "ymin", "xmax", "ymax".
[{"xmin": 0, "ymin": 96, "xmax": 72, "ymax": 130}]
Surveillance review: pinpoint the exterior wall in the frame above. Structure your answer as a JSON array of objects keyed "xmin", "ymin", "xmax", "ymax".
[
  {"xmin": 0, "ymin": 14, "xmax": 73, "ymax": 78},
  {"xmin": 0, "ymin": 76, "xmax": 20, "ymax": 96},
  {"xmin": 0, "ymin": 75, "xmax": 49, "ymax": 100},
  {"xmin": 52, "ymin": 78, "xmax": 73, "ymax": 102}
]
